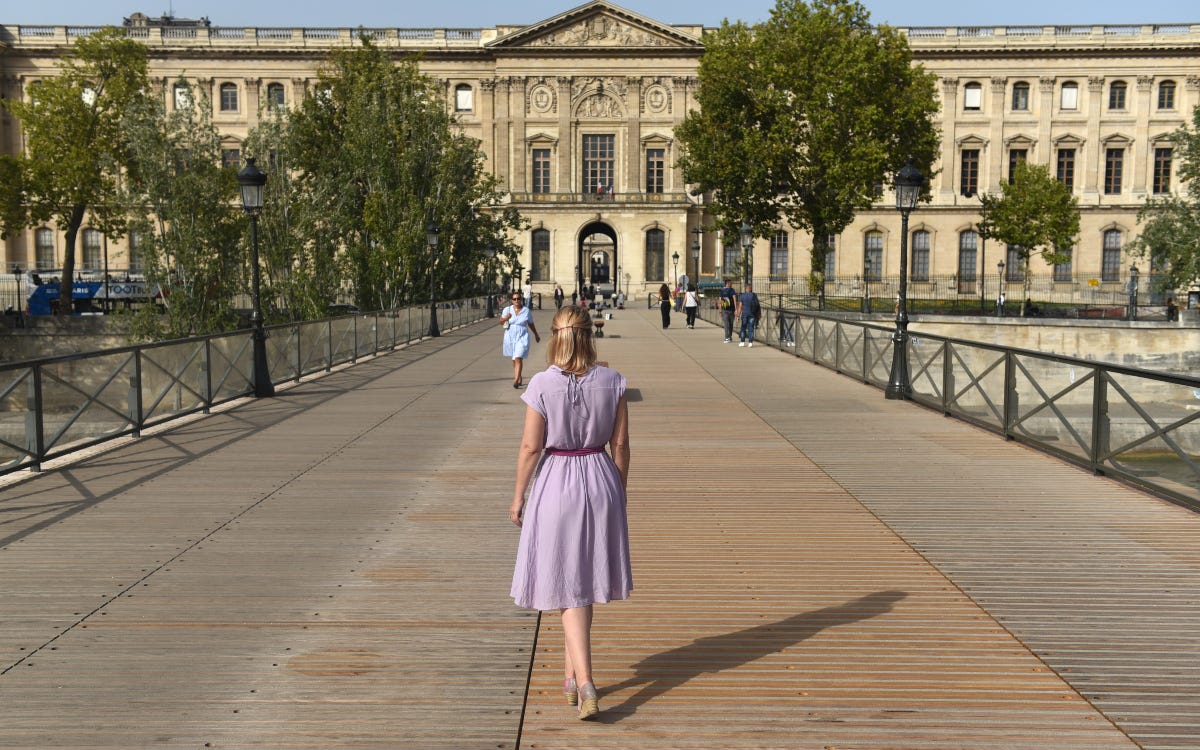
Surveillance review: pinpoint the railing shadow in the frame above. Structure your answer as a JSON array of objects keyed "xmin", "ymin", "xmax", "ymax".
[{"xmin": 596, "ymin": 590, "xmax": 908, "ymax": 722}]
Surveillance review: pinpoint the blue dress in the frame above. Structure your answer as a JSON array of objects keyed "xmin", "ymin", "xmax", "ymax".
[{"xmin": 502, "ymin": 305, "xmax": 533, "ymax": 359}]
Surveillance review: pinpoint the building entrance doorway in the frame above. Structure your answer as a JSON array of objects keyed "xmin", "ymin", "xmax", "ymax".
[{"xmin": 578, "ymin": 221, "xmax": 617, "ymax": 300}]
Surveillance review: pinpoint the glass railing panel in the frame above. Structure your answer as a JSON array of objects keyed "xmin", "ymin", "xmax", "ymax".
[
  {"xmin": 908, "ymin": 335, "xmax": 945, "ymax": 407},
  {"xmin": 864, "ymin": 327, "xmax": 893, "ymax": 386},
  {"xmin": 208, "ymin": 333, "xmax": 254, "ymax": 403},
  {"xmin": 329, "ymin": 318, "xmax": 356, "ymax": 365},
  {"xmin": 355, "ymin": 315, "xmax": 376, "ymax": 358},
  {"xmin": 1101, "ymin": 371, "xmax": 1200, "ymax": 503},
  {"xmin": 297, "ymin": 321, "xmax": 329, "ymax": 376},
  {"xmin": 1010, "ymin": 353, "xmax": 1096, "ymax": 460},
  {"xmin": 835, "ymin": 323, "xmax": 865, "ymax": 377},
  {"xmin": 139, "ymin": 340, "xmax": 208, "ymax": 426},
  {"xmin": 945, "ymin": 341, "xmax": 1007, "ymax": 429},
  {"xmin": 266, "ymin": 324, "xmax": 300, "ymax": 383},
  {"xmin": 0, "ymin": 366, "xmax": 35, "ymax": 470},
  {"xmin": 38, "ymin": 351, "xmax": 136, "ymax": 455},
  {"xmin": 795, "ymin": 317, "xmax": 815, "ymax": 359},
  {"xmin": 814, "ymin": 318, "xmax": 840, "ymax": 364}
]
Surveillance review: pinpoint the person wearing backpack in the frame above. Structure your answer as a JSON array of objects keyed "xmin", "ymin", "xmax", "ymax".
[
  {"xmin": 735, "ymin": 282, "xmax": 761, "ymax": 347},
  {"xmin": 718, "ymin": 278, "xmax": 737, "ymax": 342}
]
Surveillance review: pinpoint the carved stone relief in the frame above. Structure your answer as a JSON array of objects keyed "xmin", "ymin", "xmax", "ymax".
[
  {"xmin": 642, "ymin": 83, "xmax": 671, "ymax": 115},
  {"xmin": 572, "ymin": 76, "xmax": 626, "ymax": 101},
  {"xmin": 575, "ymin": 93, "xmax": 623, "ymax": 119},
  {"xmin": 527, "ymin": 82, "xmax": 557, "ymax": 115},
  {"xmin": 528, "ymin": 15, "xmax": 669, "ymax": 47}
]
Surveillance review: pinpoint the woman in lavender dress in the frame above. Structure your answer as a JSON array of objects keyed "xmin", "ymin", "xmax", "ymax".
[{"xmin": 509, "ymin": 305, "xmax": 632, "ymax": 720}]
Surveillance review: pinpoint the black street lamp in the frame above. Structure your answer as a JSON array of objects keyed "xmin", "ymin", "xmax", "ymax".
[
  {"xmin": 1129, "ymin": 264, "xmax": 1140, "ymax": 321},
  {"xmin": 997, "ymin": 260, "xmax": 1006, "ymax": 317},
  {"xmin": 236, "ymin": 157, "xmax": 274, "ymax": 398},
  {"xmin": 739, "ymin": 221, "xmax": 753, "ymax": 286},
  {"xmin": 863, "ymin": 255, "xmax": 872, "ymax": 314},
  {"xmin": 692, "ymin": 226, "xmax": 703, "ymax": 281},
  {"xmin": 485, "ymin": 242, "xmax": 498, "ymax": 318},
  {"xmin": 885, "ymin": 157, "xmax": 925, "ymax": 401},
  {"xmin": 672, "ymin": 251, "xmax": 680, "ymax": 288},
  {"xmin": 426, "ymin": 222, "xmax": 440, "ymax": 337}
]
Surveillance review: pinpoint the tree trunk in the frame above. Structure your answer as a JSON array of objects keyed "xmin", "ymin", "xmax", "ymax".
[{"xmin": 58, "ymin": 204, "xmax": 87, "ymax": 317}]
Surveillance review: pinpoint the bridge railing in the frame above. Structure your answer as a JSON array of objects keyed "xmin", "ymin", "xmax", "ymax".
[
  {"xmin": 699, "ymin": 303, "xmax": 1200, "ymax": 510},
  {"xmin": 0, "ymin": 298, "xmax": 486, "ymax": 475}
]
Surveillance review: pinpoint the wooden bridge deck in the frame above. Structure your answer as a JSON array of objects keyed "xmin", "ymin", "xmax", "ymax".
[{"xmin": 1, "ymin": 306, "xmax": 1197, "ymax": 749}]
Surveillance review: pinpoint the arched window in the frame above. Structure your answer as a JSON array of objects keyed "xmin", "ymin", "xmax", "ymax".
[
  {"xmin": 1102, "ymin": 230, "xmax": 1122, "ymax": 282},
  {"xmin": 645, "ymin": 229, "xmax": 665, "ymax": 282},
  {"xmin": 455, "ymin": 84, "xmax": 473, "ymax": 112},
  {"xmin": 1108, "ymin": 80, "xmax": 1127, "ymax": 110},
  {"xmin": 958, "ymin": 230, "xmax": 978, "ymax": 293},
  {"xmin": 266, "ymin": 82, "xmax": 286, "ymax": 109},
  {"xmin": 1060, "ymin": 81, "xmax": 1078, "ymax": 110},
  {"xmin": 1053, "ymin": 246, "xmax": 1073, "ymax": 282},
  {"xmin": 35, "ymin": 228, "xmax": 55, "ymax": 270},
  {"xmin": 822, "ymin": 235, "xmax": 837, "ymax": 277},
  {"xmin": 1011, "ymin": 81, "xmax": 1030, "ymax": 111},
  {"xmin": 769, "ymin": 230, "xmax": 788, "ymax": 280},
  {"xmin": 1005, "ymin": 245, "xmax": 1025, "ymax": 282},
  {"xmin": 723, "ymin": 239, "xmax": 740, "ymax": 280},
  {"xmin": 1158, "ymin": 80, "xmax": 1176, "ymax": 110},
  {"xmin": 962, "ymin": 82, "xmax": 982, "ymax": 111},
  {"xmin": 82, "ymin": 229, "xmax": 103, "ymax": 271},
  {"xmin": 219, "ymin": 82, "xmax": 239, "ymax": 112},
  {"xmin": 863, "ymin": 231, "xmax": 883, "ymax": 280},
  {"xmin": 128, "ymin": 231, "xmax": 144, "ymax": 274},
  {"xmin": 911, "ymin": 230, "xmax": 930, "ymax": 281},
  {"xmin": 531, "ymin": 229, "xmax": 550, "ymax": 281}
]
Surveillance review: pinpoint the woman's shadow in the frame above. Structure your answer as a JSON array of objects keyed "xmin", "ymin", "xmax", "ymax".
[{"xmin": 596, "ymin": 590, "xmax": 907, "ymax": 722}]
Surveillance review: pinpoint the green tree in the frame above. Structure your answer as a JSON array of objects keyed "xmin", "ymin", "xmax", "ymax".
[
  {"xmin": 1129, "ymin": 105, "xmax": 1200, "ymax": 290},
  {"xmin": 121, "ymin": 80, "xmax": 244, "ymax": 338},
  {"xmin": 676, "ymin": 0, "xmax": 940, "ymax": 279},
  {"xmin": 0, "ymin": 28, "xmax": 149, "ymax": 315},
  {"xmin": 977, "ymin": 160, "xmax": 1079, "ymax": 310}
]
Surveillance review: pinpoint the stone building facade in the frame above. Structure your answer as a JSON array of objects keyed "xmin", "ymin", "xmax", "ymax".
[{"xmin": 1, "ymin": 2, "xmax": 1197, "ymax": 303}]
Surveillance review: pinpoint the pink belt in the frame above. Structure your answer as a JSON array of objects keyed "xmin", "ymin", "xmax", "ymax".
[{"xmin": 545, "ymin": 447, "xmax": 604, "ymax": 457}]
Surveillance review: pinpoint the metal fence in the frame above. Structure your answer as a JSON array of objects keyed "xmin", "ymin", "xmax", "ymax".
[
  {"xmin": 698, "ymin": 302, "xmax": 1200, "ymax": 511},
  {"xmin": 0, "ymin": 298, "xmax": 486, "ymax": 475}
]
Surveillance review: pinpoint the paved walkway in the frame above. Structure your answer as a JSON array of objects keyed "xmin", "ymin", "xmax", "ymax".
[{"xmin": 1, "ymin": 305, "xmax": 1197, "ymax": 749}]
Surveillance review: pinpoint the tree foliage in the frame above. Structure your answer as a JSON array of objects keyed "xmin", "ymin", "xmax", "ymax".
[
  {"xmin": 1130, "ymin": 104, "xmax": 1200, "ymax": 290},
  {"xmin": 977, "ymin": 160, "xmax": 1079, "ymax": 304},
  {"xmin": 676, "ymin": 0, "xmax": 940, "ymax": 273},
  {"xmin": 0, "ymin": 28, "xmax": 149, "ymax": 314}
]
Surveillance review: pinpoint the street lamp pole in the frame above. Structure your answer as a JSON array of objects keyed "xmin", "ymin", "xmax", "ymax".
[
  {"xmin": 997, "ymin": 260, "xmax": 1006, "ymax": 317},
  {"xmin": 672, "ymin": 251, "xmax": 680, "ymax": 289},
  {"xmin": 692, "ymin": 226, "xmax": 703, "ymax": 282},
  {"xmin": 739, "ymin": 222, "xmax": 753, "ymax": 287},
  {"xmin": 426, "ymin": 223, "xmax": 441, "ymax": 337},
  {"xmin": 863, "ymin": 256, "xmax": 872, "ymax": 314},
  {"xmin": 885, "ymin": 158, "xmax": 925, "ymax": 401},
  {"xmin": 485, "ymin": 242, "xmax": 497, "ymax": 318},
  {"xmin": 236, "ymin": 157, "xmax": 274, "ymax": 398},
  {"xmin": 1128, "ymin": 264, "xmax": 1140, "ymax": 321}
]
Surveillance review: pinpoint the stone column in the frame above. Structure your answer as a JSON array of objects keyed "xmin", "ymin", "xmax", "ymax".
[
  {"xmin": 988, "ymin": 77, "xmax": 1007, "ymax": 187},
  {"xmin": 1132, "ymin": 75, "xmax": 1154, "ymax": 196},
  {"xmin": 1037, "ymin": 77, "xmax": 1055, "ymax": 172},
  {"xmin": 557, "ymin": 76, "xmax": 573, "ymax": 195},
  {"xmin": 1083, "ymin": 76, "xmax": 1105, "ymax": 197},
  {"xmin": 244, "ymin": 77, "xmax": 261, "ymax": 128},
  {"xmin": 511, "ymin": 77, "xmax": 528, "ymax": 194},
  {"xmin": 938, "ymin": 78, "xmax": 958, "ymax": 197},
  {"xmin": 626, "ymin": 76, "xmax": 643, "ymax": 194},
  {"xmin": 291, "ymin": 77, "xmax": 308, "ymax": 106},
  {"xmin": 479, "ymin": 79, "xmax": 498, "ymax": 186}
]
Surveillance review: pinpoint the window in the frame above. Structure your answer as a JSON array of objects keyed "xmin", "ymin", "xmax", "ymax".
[
  {"xmin": 128, "ymin": 231, "xmax": 143, "ymax": 274},
  {"xmin": 1011, "ymin": 82, "xmax": 1030, "ymax": 111},
  {"xmin": 1158, "ymin": 80, "xmax": 1176, "ymax": 110},
  {"xmin": 645, "ymin": 148, "xmax": 665, "ymax": 194},
  {"xmin": 1060, "ymin": 81, "xmax": 1078, "ymax": 110},
  {"xmin": 1153, "ymin": 147, "xmax": 1173, "ymax": 194},
  {"xmin": 455, "ymin": 84, "xmax": 473, "ymax": 112},
  {"xmin": 769, "ymin": 231, "xmax": 788, "ymax": 280},
  {"xmin": 723, "ymin": 242, "xmax": 740, "ymax": 280},
  {"xmin": 645, "ymin": 229, "xmax": 665, "ymax": 282},
  {"xmin": 1005, "ymin": 245, "xmax": 1024, "ymax": 282},
  {"xmin": 958, "ymin": 231, "xmax": 978, "ymax": 292},
  {"xmin": 219, "ymin": 83, "xmax": 238, "ymax": 112},
  {"xmin": 1102, "ymin": 230, "xmax": 1122, "ymax": 282},
  {"xmin": 532, "ymin": 148, "xmax": 551, "ymax": 194},
  {"xmin": 82, "ymin": 229, "xmax": 102, "ymax": 271},
  {"xmin": 823, "ymin": 235, "xmax": 836, "ymax": 277},
  {"xmin": 911, "ymin": 230, "xmax": 930, "ymax": 282},
  {"xmin": 962, "ymin": 82, "xmax": 982, "ymax": 111},
  {"xmin": 582, "ymin": 134, "xmax": 615, "ymax": 195},
  {"xmin": 1053, "ymin": 246, "xmax": 1073, "ymax": 282},
  {"xmin": 863, "ymin": 231, "xmax": 882, "ymax": 281},
  {"xmin": 1008, "ymin": 149, "xmax": 1027, "ymax": 183},
  {"xmin": 1104, "ymin": 148, "xmax": 1124, "ymax": 194},
  {"xmin": 1056, "ymin": 148, "xmax": 1076, "ymax": 190},
  {"xmin": 266, "ymin": 83, "xmax": 286, "ymax": 109},
  {"xmin": 35, "ymin": 228, "xmax": 55, "ymax": 270},
  {"xmin": 173, "ymin": 83, "xmax": 191, "ymax": 110},
  {"xmin": 531, "ymin": 229, "xmax": 550, "ymax": 282},
  {"xmin": 221, "ymin": 148, "xmax": 241, "ymax": 170},
  {"xmin": 1108, "ymin": 81, "xmax": 1126, "ymax": 110},
  {"xmin": 960, "ymin": 149, "xmax": 979, "ymax": 196}
]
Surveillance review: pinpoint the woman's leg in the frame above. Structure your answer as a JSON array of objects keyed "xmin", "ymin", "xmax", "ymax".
[
  {"xmin": 513, "ymin": 357, "xmax": 523, "ymax": 385},
  {"xmin": 560, "ymin": 605, "xmax": 594, "ymax": 686}
]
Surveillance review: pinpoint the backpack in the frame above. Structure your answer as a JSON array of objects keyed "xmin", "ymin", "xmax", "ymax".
[{"xmin": 750, "ymin": 294, "xmax": 762, "ymax": 319}]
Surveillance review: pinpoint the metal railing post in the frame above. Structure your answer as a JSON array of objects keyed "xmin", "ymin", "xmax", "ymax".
[
  {"xmin": 942, "ymin": 340, "xmax": 953, "ymax": 414},
  {"xmin": 131, "ymin": 349, "xmax": 145, "ymax": 437},
  {"xmin": 294, "ymin": 325, "xmax": 303, "ymax": 382},
  {"xmin": 1091, "ymin": 370, "xmax": 1110, "ymax": 473},
  {"xmin": 325, "ymin": 319, "xmax": 333, "ymax": 372},
  {"xmin": 28, "ymin": 364, "xmax": 45, "ymax": 472},
  {"xmin": 203, "ymin": 338, "xmax": 214, "ymax": 412},
  {"xmin": 1002, "ymin": 351, "xmax": 1016, "ymax": 440}
]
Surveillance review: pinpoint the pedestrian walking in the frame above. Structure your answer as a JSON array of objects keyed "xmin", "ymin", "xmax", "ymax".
[
  {"xmin": 500, "ymin": 292, "xmax": 541, "ymax": 388},
  {"xmin": 554, "ymin": 284, "xmax": 564, "ymax": 309},
  {"xmin": 509, "ymin": 305, "xmax": 633, "ymax": 721},
  {"xmin": 658, "ymin": 283, "xmax": 672, "ymax": 329},
  {"xmin": 684, "ymin": 283, "xmax": 699, "ymax": 328},
  {"xmin": 719, "ymin": 278, "xmax": 736, "ymax": 343},
  {"xmin": 736, "ymin": 282, "xmax": 760, "ymax": 347}
]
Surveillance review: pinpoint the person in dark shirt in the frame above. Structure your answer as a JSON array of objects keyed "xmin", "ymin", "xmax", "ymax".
[
  {"xmin": 735, "ymin": 283, "xmax": 761, "ymax": 347},
  {"xmin": 718, "ymin": 279, "xmax": 737, "ymax": 343}
]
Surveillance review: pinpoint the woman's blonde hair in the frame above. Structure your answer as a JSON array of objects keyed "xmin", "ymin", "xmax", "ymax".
[{"xmin": 546, "ymin": 306, "xmax": 596, "ymax": 375}]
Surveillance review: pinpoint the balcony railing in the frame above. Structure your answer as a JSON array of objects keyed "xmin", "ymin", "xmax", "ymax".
[{"xmin": 509, "ymin": 191, "xmax": 689, "ymax": 205}]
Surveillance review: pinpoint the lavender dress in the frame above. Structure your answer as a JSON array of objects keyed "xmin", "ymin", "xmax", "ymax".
[{"xmin": 511, "ymin": 365, "xmax": 633, "ymax": 611}]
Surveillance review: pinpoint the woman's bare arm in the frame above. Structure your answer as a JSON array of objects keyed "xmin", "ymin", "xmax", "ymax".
[
  {"xmin": 510, "ymin": 406, "xmax": 546, "ymax": 526},
  {"xmin": 609, "ymin": 395, "xmax": 630, "ymax": 492}
]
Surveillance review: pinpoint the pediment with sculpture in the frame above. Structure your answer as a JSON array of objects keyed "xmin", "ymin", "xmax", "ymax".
[{"xmin": 487, "ymin": 1, "xmax": 703, "ymax": 50}]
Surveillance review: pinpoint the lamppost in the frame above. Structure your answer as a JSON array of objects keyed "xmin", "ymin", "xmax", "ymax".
[
  {"xmin": 672, "ymin": 251, "xmax": 680, "ymax": 288},
  {"xmin": 863, "ymin": 255, "xmax": 872, "ymax": 314},
  {"xmin": 997, "ymin": 260, "xmax": 1006, "ymax": 317},
  {"xmin": 13, "ymin": 266, "xmax": 23, "ymax": 326},
  {"xmin": 485, "ymin": 242, "xmax": 497, "ymax": 318},
  {"xmin": 616, "ymin": 264, "xmax": 622, "ymax": 297},
  {"xmin": 885, "ymin": 157, "xmax": 925, "ymax": 401},
  {"xmin": 1128, "ymin": 264, "xmax": 1140, "ymax": 321},
  {"xmin": 739, "ymin": 221, "xmax": 753, "ymax": 287},
  {"xmin": 236, "ymin": 157, "xmax": 274, "ymax": 398},
  {"xmin": 426, "ymin": 222, "xmax": 440, "ymax": 337},
  {"xmin": 692, "ymin": 226, "xmax": 703, "ymax": 282}
]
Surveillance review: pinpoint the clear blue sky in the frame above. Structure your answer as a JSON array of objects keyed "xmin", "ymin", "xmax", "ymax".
[{"xmin": 3, "ymin": 0, "xmax": 1194, "ymax": 29}]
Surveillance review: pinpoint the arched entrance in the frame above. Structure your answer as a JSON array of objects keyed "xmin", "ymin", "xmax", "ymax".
[{"xmin": 577, "ymin": 221, "xmax": 617, "ymax": 300}]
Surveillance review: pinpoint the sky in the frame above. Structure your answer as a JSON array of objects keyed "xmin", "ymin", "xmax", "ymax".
[{"xmin": 2, "ymin": 0, "xmax": 1195, "ymax": 29}]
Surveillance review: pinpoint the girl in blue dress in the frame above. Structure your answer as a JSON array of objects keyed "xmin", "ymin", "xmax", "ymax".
[{"xmin": 500, "ymin": 292, "xmax": 541, "ymax": 388}]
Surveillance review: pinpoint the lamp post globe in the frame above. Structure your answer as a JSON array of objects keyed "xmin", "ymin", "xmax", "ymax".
[
  {"xmin": 997, "ymin": 260, "xmax": 1006, "ymax": 317},
  {"xmin": 426, "ymin": 222, "xmax": 440, "ymax": 337},
  {"xmin": 672, "ymin": 251, "xmax": 680, "ymax": 288},
  {"xmin": 236, "ymin": 157, "xmax": 274, "ymax": 397},
  {"xmin": 885, "ymin": 157, "xmax": 925, "ymax": 401},
  {"xmin": 739, "ymin": 221, "xmax": 753, "ymax": 286}
]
